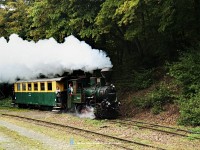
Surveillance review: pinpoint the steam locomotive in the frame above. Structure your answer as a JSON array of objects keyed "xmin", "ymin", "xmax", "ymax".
[
  {"xmin": 13, "ymin": 68, "xmax": 120, "ymax": 119},
  {"xmin": 80, "ymin": 68, "xmax": 120, "ymax": 118}
]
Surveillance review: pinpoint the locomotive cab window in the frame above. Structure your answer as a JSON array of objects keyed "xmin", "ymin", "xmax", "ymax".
[
  {"xmin": 34, "ymin": 83, "xmax": 38, "ymax": 91},
  {"xmin": 99, "ymin": 90, "xmax": 104, "ymax": 96},
  {"xmin": 68, "ymin": 82, "xmax": 74, "ymax": 94},
  {"xmin": 77, "ymin": 83, "xmax": 82, "ymax": 93},
  {"xmin": 17, "ymin": 83, "xmax": 21, "ymax": 91},
  {"xmin": 28, "ymin": 83, "xmax": 32, "ymax": 91},
  {"xmin": 22, "ymin": 83, "xmax": 26, "ymax": 91},
  {"xmin": 47, "ymin": 82, "xmax": 52, "ymax": 91},
  {"xmin": 40, "ymin": 83, "xmax": 45, "ymax": 91}
]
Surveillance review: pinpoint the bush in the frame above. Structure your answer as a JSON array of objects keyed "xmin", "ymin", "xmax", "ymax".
[
  {"xmin": 169, "ymin": 48, "xmax": 200, "ymax": 126},
  {"xmin": 115, "ymin": 68, "xmax": 154, "ymax": 92},
  {"xmin": 178, "ymin": 92, "xmax": 200, "ymax": 126},
  {"xmin": 130, "ymin": 69, "xmax": 154, "ymax": 90},
  {"xmin": 169, "ymin": 50, "xmax": 200, "ymax": 96},
  {"xmin": 132, "ymin": 83, "xmax": 174, "ymax": 114},
  {"xmin": 0, "ymin": 98, "xmax": 12, "ymax": 107}
]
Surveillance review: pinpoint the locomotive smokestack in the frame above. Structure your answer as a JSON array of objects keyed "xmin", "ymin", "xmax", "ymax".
[{"xmin": 101, "ymin": 68, "xmax": 112, "ymax": 85}]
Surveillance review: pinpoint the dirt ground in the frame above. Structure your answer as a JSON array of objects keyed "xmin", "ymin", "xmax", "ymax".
[
  {"xmin": 0, "ymin": 108, "xmax": 199, "ymax": 150},
  {"xmin": 124, "ymin": 104, "xmax": 180, "ymax": 126}
]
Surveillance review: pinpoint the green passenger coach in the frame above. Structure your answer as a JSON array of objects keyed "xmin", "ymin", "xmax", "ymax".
[{"xmin": 14, "ymin": 77, "xmax": 68, "ymax": 109}]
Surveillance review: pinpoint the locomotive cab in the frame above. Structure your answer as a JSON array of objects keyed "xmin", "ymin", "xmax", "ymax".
[
  {"xmin": 77, "ymin": 68, "xmax": 120, "ymax": 119},
  {"xmin": 67, "ymin": 78, "xmax": 88, "ymax": 110}
]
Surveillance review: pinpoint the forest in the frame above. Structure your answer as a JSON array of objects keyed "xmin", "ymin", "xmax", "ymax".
[{"xmin": 0, "ymin": 0, "xmax": 200, "ymax": 126}]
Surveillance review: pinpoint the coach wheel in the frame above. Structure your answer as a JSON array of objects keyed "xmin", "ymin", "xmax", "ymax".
[{"xmin": 18, "ymin": 104, "xmax": 27, "ymax": 108}]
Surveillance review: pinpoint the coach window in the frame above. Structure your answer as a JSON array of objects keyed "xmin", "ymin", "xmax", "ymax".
[
  {"xmin": 17, "ymin": 83, "xmax": 21, "ymax": 91},
  {"xmin": 22, "ymin": 83, "xmax": 26, "ymax": 91},
  {"xmin": 47, "ymin": 82, "xmax": 52, "ymax": 91},
  {"xmin": 28, "ymin": 83, "xmax": 32, "ymax": 91},
  {"xmin": 34, "ymin": 83, "xmax": 38, "ymax": 91},
  {"xmin": 40, "ymin": 83, "xmax": 45, "ymax": 91}
]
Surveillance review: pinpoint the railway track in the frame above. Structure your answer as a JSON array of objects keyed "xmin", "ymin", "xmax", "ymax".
[
  {"xmin": 109, "ymin": 119, "xmax": 200, "ymax": 139},
  {"xmin": 1, "ymin": 113, "xmax": 164, "ymax": 150}
]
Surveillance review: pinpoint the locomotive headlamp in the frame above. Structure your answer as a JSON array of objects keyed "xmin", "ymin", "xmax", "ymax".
[
  {"xmin": 106, "ymin": 101, "xmax": 111, "ymax": 107},
  {"xmin": 111, "ymin": 84, "xmax": 115, "ymax": 88}
]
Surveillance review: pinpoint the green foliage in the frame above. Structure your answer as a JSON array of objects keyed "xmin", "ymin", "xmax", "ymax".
[
  {"xmin": 169, "ymin": 48, "xmax": 200, "ymax": 126},
  {"xmin": 0, "ymin": 8, "xmax": 7, "ymax": 37},
  {"xmin": 0, "ymin": 0, "xmax": 33, "ymax": 38},
  {"xmin": 132, "ymin": 83, "xmax": 174, "ymax": 114},
  {"xmin": 0, "ymin": 98, "xmax": 12, "ymax": 107},
  {"xmin": 115, "ymin": 0, "xmax": 139, "ymax": 26},
  {"xmin": 169, "ymin": 50, "xmax": 200, "ymax": 96},
  {"xmin": 178, "ymin": 93, "xmax": 200, "ymax": 126},
  {"xmin": 1, "ymin": 0, "xmax": 200, "ymax": 65},
  {"xmin": 115, "ymin": 68, "xmax": 154, "ymax": 92},
  {"xmin": 158, "ymin": 0, "xmax": 175, "ymax": 32},
  {"xmin": 130, "ymin": 69, "xmax": 154, "ymax": 90},
  {"xmin": 27, "ymin": 0, "xmax": 104, "ymax": 42}
]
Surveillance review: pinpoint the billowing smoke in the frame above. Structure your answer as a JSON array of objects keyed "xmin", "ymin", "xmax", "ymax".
[
  {"xmin": 0, "ymin": 34, "xmax": 112, "ymax": 83},
  {"xmin": 75, "ymin": 106, "xmax": 95, "ymax": 119}
]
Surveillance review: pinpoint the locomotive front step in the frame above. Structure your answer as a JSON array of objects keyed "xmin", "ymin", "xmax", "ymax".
[{"xmin": 52, "ymin": 106, "xmax": 61, "ymax": 112}]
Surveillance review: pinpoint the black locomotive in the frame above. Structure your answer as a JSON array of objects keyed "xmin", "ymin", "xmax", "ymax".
[
  {"xmin": 67, "ymin": 68, "xmax": 120, "ymax": 118},
  {"xmin": 82, "ymin": 68, "xmax": 120, "ymax": 118}
]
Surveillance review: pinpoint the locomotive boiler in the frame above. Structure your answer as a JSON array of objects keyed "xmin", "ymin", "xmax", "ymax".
[{"xmin": 83, "ymin": 68, "xmax": 120, "ymax": 118}]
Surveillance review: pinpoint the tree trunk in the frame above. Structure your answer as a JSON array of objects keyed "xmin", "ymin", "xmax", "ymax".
[{"xmin": 194, "ymin": 0, "xmax": 200, "ymax": 33}]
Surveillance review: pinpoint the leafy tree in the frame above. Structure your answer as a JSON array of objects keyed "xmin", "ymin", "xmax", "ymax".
[
  {"xmin": 0, "ymin": 5, "xmax": 7, "ymax": 37},
  {"xmin": 0, "ymin": 0, "xmax": 33, "ymax": 39},
  {"xmin": 28, "ymin": 0, "xmax": 104, "ymax": 43}
]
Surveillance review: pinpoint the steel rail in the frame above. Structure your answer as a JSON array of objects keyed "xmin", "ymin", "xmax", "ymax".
[
  {"xmin": 1, "ymin": 113, "xmax": 165, "ymax": 150},
  {"xmin": 123, "ymin": 119, "xmax": 200, "ymax": 134},
  {"xmin": 109, "ymin": 120, "xmax": 200, "ymax": 139}
]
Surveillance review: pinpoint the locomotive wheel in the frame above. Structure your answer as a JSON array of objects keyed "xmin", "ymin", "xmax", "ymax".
[
  {"xmin": 95, "ymin": 104, "xmax": 119, "ymax": 119},
  {"xmin": 94, "ymin": 104, "xmax": 103, "ymax": 119},
  {"xmin": 106, "ymin": 109, "xmax": 119, "ymax": 119},
  {"xmin": 76, "ymin": 105, "xmax": 86, "ymax": 114}
]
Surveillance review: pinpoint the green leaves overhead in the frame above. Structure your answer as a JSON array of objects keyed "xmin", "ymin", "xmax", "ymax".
[
  {"xmin": 115, "ymin": 0, "xmax": 139, "ymax": 26},
  {"xmin": 26, "ymin": 0, "xmax": 105, "ymax": 41},
  {"xmin": 0, "ymin": 0, "xmax": 200, "ymax": 65},
  {"xmin": 158, "ymin": 0, "xmax": 175, "ymax": 32},
  {"xmin": 0, "ymin": 0, "xmax": 32, "ymax": 39}
]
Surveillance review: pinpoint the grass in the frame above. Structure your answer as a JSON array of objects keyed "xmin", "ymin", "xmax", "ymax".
[
  {"xmin": 0, "ymin": 97, "xmax": 29, "ymax": 113},
  {"xmin": 83, "ymin": 118, "xmax": 106, "ymax": 127},
  {"xmin": 1, "ymin": 117, "xmax": 110, "ymax": 150},
  {"xmin": 0, "ymin": 98, "xmax": 12, "ymax": 107},
  {"xmin": 187, "ymin": 127, "xmax": 200, "ymax": 140},
  {"xmin": 0, "ymin": 126, "xmax": 47, "ymax": 150}
]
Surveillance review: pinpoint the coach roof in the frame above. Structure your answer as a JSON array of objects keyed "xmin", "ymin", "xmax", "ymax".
[{"xmin": 15, "ymin": 77, "xmax": 67, "ymax": 83}]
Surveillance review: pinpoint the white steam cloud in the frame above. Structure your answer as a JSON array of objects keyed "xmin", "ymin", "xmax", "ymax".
[
  {"xmin": 75, "ymin": 106, "xmax": 95, "ymax": 119},
  {"xmin": 0, "ymin": 34, "xmax": 112, "ymax": 83}
]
